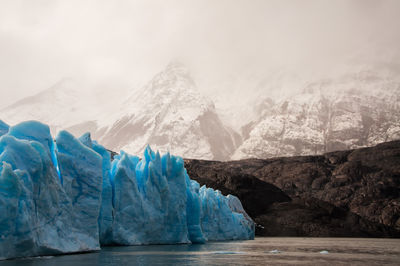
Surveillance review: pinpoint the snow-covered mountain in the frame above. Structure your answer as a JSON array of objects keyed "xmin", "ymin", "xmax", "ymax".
[
  {"xmin": 1, "ymin": 64, "xmax": 240, "ymax": 160},
  {"xmin": 86, "ymin": 63, "xmax": 240, "ymax": 160},
  {"xmin": 0, "ymin": 78, "xmax": 97, "ymax": 133},
  {"xmin": 1, "ymin": 65, "xmax": 399, "ymax": 160},
  {"xmin": 232, "ymin": 69, "xmax": 400, "ymax": 159}
]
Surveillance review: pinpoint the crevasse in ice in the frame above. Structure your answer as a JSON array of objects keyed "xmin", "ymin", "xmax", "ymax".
[{"xmin": 0, "ymin": 120, "xmax": 254, "ymax": 260}]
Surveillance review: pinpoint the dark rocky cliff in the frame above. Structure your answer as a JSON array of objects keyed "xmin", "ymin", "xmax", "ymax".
[{"xmin": 185, "ymin": 140, "xmax": 400, "ymax": 237}]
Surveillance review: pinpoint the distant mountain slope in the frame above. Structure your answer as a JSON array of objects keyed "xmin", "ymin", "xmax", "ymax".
[
  {"xmin": 69, "ymin": 63, "xmax": 241, "ymax": 160},
  {"xmin": 0, "ymin": 78, "xmax": 95, "ymax": 133},
  {"xmin": 232, "ymin": 70, "xmax": 400, "ymax": 159},
  {"xmin": 1, "ymin": 67, "xmax": 399, "ymax": 160},
  {"xmin": 0, "ymin": 64, "xmax": 240, "ymax": 160}
]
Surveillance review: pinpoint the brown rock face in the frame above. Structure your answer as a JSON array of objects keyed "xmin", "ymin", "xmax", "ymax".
[{"xmin": 184, "ymin": 140, "xmax": 400, "ymax": 237}]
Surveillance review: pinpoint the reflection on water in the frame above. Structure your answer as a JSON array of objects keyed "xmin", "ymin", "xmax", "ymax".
[{"xmin": 1, "ymin": 237, "xmax": 399, "ymax": 266}]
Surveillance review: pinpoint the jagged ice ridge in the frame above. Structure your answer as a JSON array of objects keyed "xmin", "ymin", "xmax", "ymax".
[{"xmin": 0, "ymin": 120, "xmax": 254, "ymax": 260}]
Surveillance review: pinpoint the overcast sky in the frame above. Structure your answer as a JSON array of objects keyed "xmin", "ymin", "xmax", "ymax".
[{"xmin": 1, "ymin": 0, "xmax": 399, "ymax": 108}]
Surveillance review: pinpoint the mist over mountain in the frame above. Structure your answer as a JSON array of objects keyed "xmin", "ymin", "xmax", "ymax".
[
  {"xmin": 83, "ymin": 62, "xmax": 240, "ymax": 160},
  {"xmin": 1, "ymin": 63, "xmax": 399, "ymax": 160},
  {"xmin": 1, "ymin": 1, "xmax": 399, "ymax": 159},
  {"xmin": 233, "ymin": 68, "xmax": 400, "ymax": 159},
  {"xmin": 0, "ymin": 78, "xmax": 97, "ymax": 131},
  {"xmin": 1, "ymin": 63, "xmax": 241, "ymax": 160}
]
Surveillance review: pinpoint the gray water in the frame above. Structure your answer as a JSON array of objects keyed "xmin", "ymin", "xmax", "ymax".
[{"xmin": 1, "ymin": 237, "xmax": 399, "ymax": 266}]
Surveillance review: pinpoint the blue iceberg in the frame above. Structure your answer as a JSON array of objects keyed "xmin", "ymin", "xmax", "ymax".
[
  {"xmin": 104, "ymin": 147, "xmax": 191, "ymax": 245},
  {"xmin": 56, "ymin": 130, "xmax": 103, "ymax": 250},
  {"xmin": 0, "ymin": 122, "xmax": 98, "ymax": 259},
  {"xmin": 0, "ymin": 120, "xmax": 254, "ymax": 260}
]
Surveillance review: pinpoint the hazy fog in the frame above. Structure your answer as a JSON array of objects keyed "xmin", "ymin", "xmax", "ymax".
[{"xmin": 1, "ymin": 0, "xmax": 399, "ymax": 108}]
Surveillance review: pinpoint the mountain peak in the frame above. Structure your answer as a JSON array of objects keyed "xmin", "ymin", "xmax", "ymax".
[
  {"xmin": 165, "ymin": 61, "xmax": 189, "ymax": 73},
  {"xmin": 124, "ymin": 61, "xmax": 201, "ymax": 108},
  {"xmin": 154, "ymin": 61, "xmax": 194, "ymax": 87}
]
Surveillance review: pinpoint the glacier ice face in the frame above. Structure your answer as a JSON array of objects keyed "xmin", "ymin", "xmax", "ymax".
[
  {"xmin": 92, "ymin": 141, "xmax": 114, "ymax": 245},
  {"xmin": 186, "ymin": 176, "xmax": 207, "ymax": 243},
  {"xmin": 56, "ymin": 130, "xmax": 103, "ymax": 250},
  {"xmin": 78, "ymin": 133, "xmax": 113, "ymax": 245},
  {"xmin": 199, "ymin": 186, "xmax": 254, "ymax": 241},
  {"xmin": 0, "ymin": 123, "xmax": 95, "ymax": 259},
  {"xmin": 7, "ymin": 121, "xmax": 61, "ymax": 180},
  {"xmin": 105, "ymin": 147, "xmax": 190, "ymax": 245},
  {"xmin": 0, "ymin": 120, "xmax": 254, "ymax": 260},
  {"xmin": 0, "ymin": 160, "xmax": 34, "ymax": 260},
  {"xmin": 109, "ymin": 151, "xmax": 145, "ymax": 244}
]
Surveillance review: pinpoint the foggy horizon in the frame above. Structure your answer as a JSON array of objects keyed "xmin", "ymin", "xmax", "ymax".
[{"xmin": 1, "ymin": 0, "xmax": 400, "ymax": 109}]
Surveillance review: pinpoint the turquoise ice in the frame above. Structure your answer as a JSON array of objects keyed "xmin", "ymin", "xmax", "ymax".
[
  {"xmin": 0, "ymin": 122, "xmax": 98, "ymax": 259},
  {"xmin": 0, "ymin": 120, "xmax": 254, "ymax": 260}
]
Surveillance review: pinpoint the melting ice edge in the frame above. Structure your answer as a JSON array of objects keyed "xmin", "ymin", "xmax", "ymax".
[{"xmin": 0, "ymin": 120, "xmax": 254, "ymax": 260}]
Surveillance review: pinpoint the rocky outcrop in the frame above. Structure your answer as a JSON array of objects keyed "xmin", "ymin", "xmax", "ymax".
[
  {"xmin": 185, "ymin": 140, "xmax": 400, "ymax": 237},
  {"xmin": 185, "ymin": 170, "xmax": 290, "ymax": 218},
  {"xmin": 255, "ymin": 197, "xmax": 398, "ymax": 237}
]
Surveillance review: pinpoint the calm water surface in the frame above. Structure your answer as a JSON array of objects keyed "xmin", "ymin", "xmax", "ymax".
[{"xmin": 1, "ymin": 237, "xmax": 399, "ymax": 266}]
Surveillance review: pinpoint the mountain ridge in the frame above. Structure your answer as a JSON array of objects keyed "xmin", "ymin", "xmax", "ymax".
[
  {"xmin": 68, "ymin": 63, "xmax": 240, "ymax": 160},
  {"xmin": 233, "ymin": 70, "xmax": 400, "ymax": 159},
  {"xmin": 1, "ymin": 65, "xmax": 399, "ymax": 160}
]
